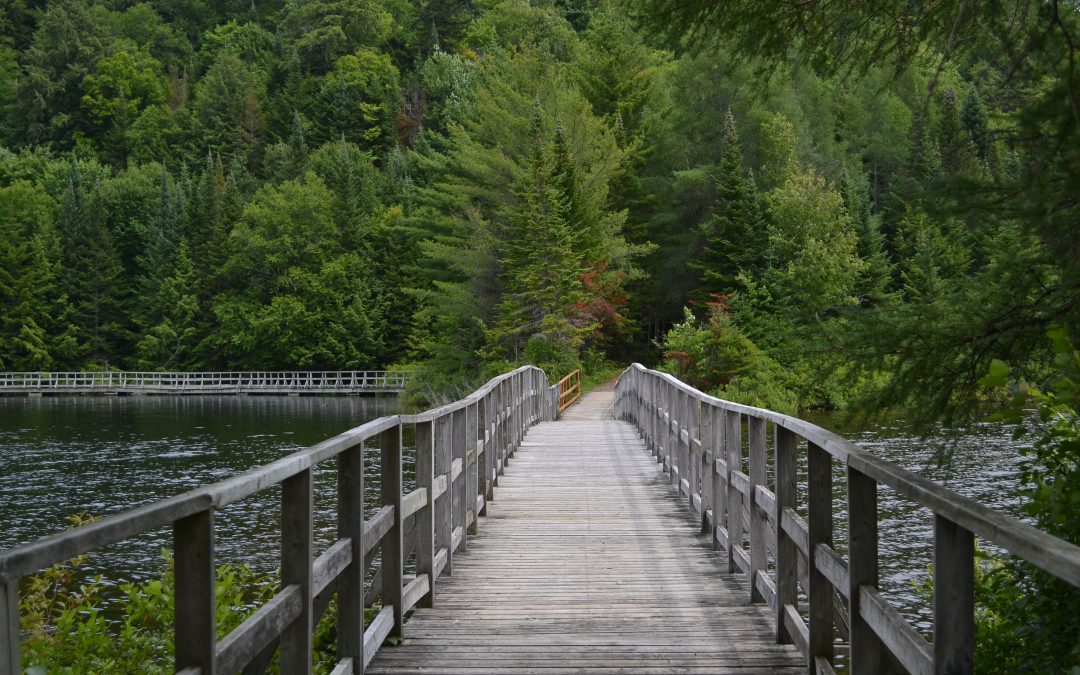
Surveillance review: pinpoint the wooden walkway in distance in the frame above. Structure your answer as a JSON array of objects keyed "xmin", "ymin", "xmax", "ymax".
[{"xmin": 368, "ymin": 388, "xmax": 804, "ymax": 674}]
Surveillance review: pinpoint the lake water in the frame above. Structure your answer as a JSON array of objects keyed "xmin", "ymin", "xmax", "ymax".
[{"xmin": 0, "ymin": 396, "xmax": 1028, "ymax": 632}]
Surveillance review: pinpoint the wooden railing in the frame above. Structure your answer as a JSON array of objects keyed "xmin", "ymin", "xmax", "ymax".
[
  {"xmin": 615, "ymin": 363, "xmax": 1080, "ymax": 675},
  {"xmin": 556, "ymin": 369, "xmax": 581, "ymax": 412},
  {"xmin": 0, "ymin": 366, "xmax": 559, "ymax": 675},
  {"xmin": 0, "ymin": 371, "xmax": 412, "ymax": 394}
]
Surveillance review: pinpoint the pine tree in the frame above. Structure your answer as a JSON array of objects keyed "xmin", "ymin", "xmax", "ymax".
[
  {"xmin": 690, "ymin": 111, "xmax": 766, "ymax": 304},
  {"xmin": 490, "ymin": 109, "xmax": 588, "ymax": 361},
  {"xmin": 135, "ymin": 240, "xmax": 199, "ymax": 369},
  {"xmin": 961, "ymin": 85, "xmax": 990, "ymax": 162},
  {"xmin": 57, "ymin": 163, "xmax": 126, "ymax": 368},
  {"xmin": 0, "ymin": 181, "xmax": 59, "ymax": 369}
]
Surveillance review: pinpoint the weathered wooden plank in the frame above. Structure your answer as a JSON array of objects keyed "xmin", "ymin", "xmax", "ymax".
[
  {"xmin": 807, "ymin": 441, "xmax": 835, "ymax": 669},
  {"xmin": 381, "ymin": 425, "xmax": 404, "ymax": 637},
  {"xmin": 174, "ymin": 509, "xmax": 215, "ymax": 674},
  {"xmin": 860, "ymin": 586, "xmax": 932, "ymax": 675},
  {"xmin": 280, "ymin": 468, "xmax": 313, "ymax": 672},
  {"xmin": 415, "ymin": 420, "xmax": 436, "ymax": 609},
  {"xmin": 814, "ymin": 543, "xmax": 849, "ymax": 600},
  {"xmin": 0, "ymin": 576, "xmax": 19, "ymax": 675},
  {"xmin": 363, "ymin": 606, "xmax": 395, "ymax": 669},
  {"xmin": 848, "ymin": 466, "xmax": 892, "ymax": 673},
  {"xmin": 328, "ymin": 657, "xmax": 353, "ymax": 675},
  {"xmin": 216, "ymin": 584, "xmax": 302, "ymax": 674},
  {"xmin": 337, "ymin": 440, "xmax": 365, "ymax": 672},
  {"xmin": 370, "ymin": 409, "xmax": 803, "ymax": 675},
  {"xmin": 363, "ymin": 506, "xmax": 394, "ymax": 557},
  {"xmin": 934, "ymin": 516, "xmax": 974, "ymax": 675},
  {"xmin": 403, "ymin": 574, "xmax": 432, "ymax": 613}
]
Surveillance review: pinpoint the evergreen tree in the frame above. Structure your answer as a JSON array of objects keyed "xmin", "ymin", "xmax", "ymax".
[
  {"xmin": 56, "ymin": 163, "xmax": 126, "ymax": 368},
  {"xmin": 960, "ymin": 84, "xmax": 990, "ymax": 162},
  {"xmin": 489, "ymin": 110, "xmax": 588, "ymax": 362},
  {"xmin": 134, "ymin": 240, "xmax": 198, "ymax": 369},
  {"xmin": 689, "ymin": 111, "xmax": 766, "ymax": 303},
  {"xmin": 0, "ymin": 182, "xmax": 59, "ymax": 369}
]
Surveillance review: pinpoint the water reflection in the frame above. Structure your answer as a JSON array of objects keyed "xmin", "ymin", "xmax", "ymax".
[
  {"xmin": 0, "ymin": 395, "xmax": 397, "ymax": 582},
  {"xmin": 806, "ymin": 411, "xmax": 1028, "ymax": 633}
]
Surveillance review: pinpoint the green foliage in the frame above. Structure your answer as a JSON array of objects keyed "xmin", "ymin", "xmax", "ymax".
[{"xmin": 660, "ymin": 305, "xmax": 798, "ymax": 413}]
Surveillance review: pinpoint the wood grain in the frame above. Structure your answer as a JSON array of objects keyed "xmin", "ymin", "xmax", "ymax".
[{"xmin": 369, "ymin": 387, "xmax": 802, "ymax": 674}]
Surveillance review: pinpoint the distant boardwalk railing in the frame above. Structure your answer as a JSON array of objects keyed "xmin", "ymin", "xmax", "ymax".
[
  {"xmin": 0, "ymin": 365, "xmax": 558, "ymax": 674},
  {"xmin": 616, "ymin": 363, "xmax": 1080, "ymax": 675},
  {"xmin": 0, "ymin": 370, "xmax": 411, "ymax": 394}
]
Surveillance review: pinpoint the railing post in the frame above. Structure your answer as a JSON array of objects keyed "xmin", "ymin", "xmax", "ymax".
[
  {"xmin": 699, "ymin": 402, "xmax": 715, "ymax": 535},
  {"xmin": 174, "ymin": 508, "xmax": 216, "ymax": 674},
  {"xmin": 712, "ymin": 405, "xmax": 728, "ymax": 551},
  {"xmin": 1, "ymin": 575, "xmax": 19, "ymax": 675},
  {"xmin": 807, "ymin": 442, "xmax": 835, "ymax": 671},
  {"xmin": 478, "ymin": 394, "xmax": 491, "ymax": 516},
  {"xmin": 848, "ymin": 466, "xmax": 891, "ymax": 672},
  {"xmin": 381, "ymin": 424, "xmax": 404, "ymax": 636},
  {"xmin": 934, "ymin": 516, "xmax": 975, "ymax": 675},
  {"xmin": 748, "ymin": 416, "xmax": 768, "ymax": 603},
  {"xmin": 281, "ymin": 467, "xmax": 314, "ymax": 671},
  {"xmin": 452, "ymin": 406, "xmax": 467, "ymax": 552},
  {"xmin": 337, "ymin": 439, "xmax": 365, "ymax": 669},
  {"xmin": 435, "ymin": 413, "xmax": 453, "ymax": 575},
  {"xmin": 415, "ymin": 420, "xmax": 436, "ymax": 607},
  {"xmin": 467, "ymin": 402, "xmax": 480, "ymax": 534},
  {"xmin": 775, "ymin": 427, "xmax": 797, "ymax": 644},
  {"xmin": 725, "ymin": 410, "xmax": 743, "ymax": 574}
]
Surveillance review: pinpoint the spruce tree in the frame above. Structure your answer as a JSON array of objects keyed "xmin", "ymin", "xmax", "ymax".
[
  {"xmin": 0, "ymin": 182, "xmax": 58, "ymax": 369},
  {"xmin": 961, "ymin": 85, "xmax": 990, "ymax": 162},
  {"xmin": 690, "ymin": 111, "xmax": 766, "ymax": 304},
  {"xmin": 57, "ymin": 164, "xmax": 126, "ymax": 368}
]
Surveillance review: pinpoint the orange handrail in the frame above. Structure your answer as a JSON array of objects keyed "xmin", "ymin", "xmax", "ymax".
[{"xmin": 556, "ymin": 369, "xmax": 581, "ymax": 412}]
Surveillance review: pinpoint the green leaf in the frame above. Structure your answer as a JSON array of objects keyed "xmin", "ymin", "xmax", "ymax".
[{"xmin": 978, "ymin": 358, "xmax": 1009, "ymax": 388}]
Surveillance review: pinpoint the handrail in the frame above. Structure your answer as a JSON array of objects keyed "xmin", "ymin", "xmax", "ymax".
[
  {"xmin": 556, "ymin": 369, "xmax": 581, "ymax": 412},
  {"xmin": 0, "ymin": 365, "xmax": 559, "ymax": 674},
  {"xmin": 0, "ymin": 370, "xmax": 413, "ymax": 394},
  {"xmin": 614, "ymin": 363, "xmax": 1080, "ymax": 675}
]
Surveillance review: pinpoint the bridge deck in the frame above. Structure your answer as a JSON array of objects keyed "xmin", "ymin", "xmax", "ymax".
[{"xmin": 368, "ymin": 390, "xmax": 804, "ymax": 674}]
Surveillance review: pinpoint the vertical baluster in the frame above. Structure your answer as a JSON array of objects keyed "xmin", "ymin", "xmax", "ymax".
[
  {"xmin": 934, "ymin": 516, "xmax": 974, "ymax": 674},
  {"xmin": 435, "ymin": 413, "xmax": 453, "ymax": 575},
  {"xmin": 478, "ymin": 395, "xmax": 490, "ymax": 516},
  {"xmin": 174, "ymin": 509, "xmax": 216, "ymax": 674},
  {"xmin": 699, "ymin": 402, "xmax": 715, "ymax": 535},
  {"xmin": 712, "ymin": 405, "xmax": 727, "ymax": 551},
  {"xmin": 467, "ymin": 402, "xmax": 479, "ymax": 535},
  {"xmin": 281, "ymin": 468, "xmax": 313, "ymax": 671},
  {"xmin": 807, "ymin": 442, "xmax": 834, "ymax": 669},
  {"xmin": 848, "ymin": 466, "xmax": 890, "ymax": 671},
  {"xmin": 774, "ymin": 427, "xmax": 797, "ymax": 644},
  {"xmin": 415, "ymin": 421, "xmax": 436, "ymax": 607},
  {"xmin": 1, "ymin": 575, "xmax": 20, "ymax": 674},
  {"xmin": 337, "ymin": 439, "xmax": 365, "ymax": 667},
  {"xmin": 451, "ymin": 405, "xmax": 467, "ymax": 549},
  {"xmin": 381, "ymin": 424, "xmax": 404, "ymax": 636},
  {"xmin": 725, "ymin": 410, "xmax": 743, "ymax": 574},
  {"xmin": 748, "ymin": 417, "xmax": 768, "ymax": 603},
  {"xmin": 687, "ymin": 393, "xmax": 699, "ymax": 512}
]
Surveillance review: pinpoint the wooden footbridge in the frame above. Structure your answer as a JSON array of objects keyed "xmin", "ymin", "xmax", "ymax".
[
  {"xmin": 0, "ymin": 370, "xmax": 411, "ymax": 395},
  {"xmin": 2, "ymin": 365, "xmax": 1079, "ymax": 675}
]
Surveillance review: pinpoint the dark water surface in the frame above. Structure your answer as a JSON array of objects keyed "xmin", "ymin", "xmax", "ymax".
[
  {"xmin": 0, "ymin": 395, "xmax": 398, "ymax": 584},
  {"xmin": 0, "ymin": 396, "xmax": 1027, "ymax": 633}
]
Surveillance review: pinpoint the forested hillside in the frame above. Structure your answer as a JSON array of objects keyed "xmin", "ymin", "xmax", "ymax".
[{"xmin": 0, "ymin": 0, "xmax": 1076, "ymax": 420}]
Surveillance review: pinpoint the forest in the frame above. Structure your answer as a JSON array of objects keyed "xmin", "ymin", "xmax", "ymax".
[
  {"xmin": 1, "ymin": 0, "xmax": 1078, "ymax": 669},
  {"xmin": 0, "ymin": 0, "xmax": 1074, "ymax": 419}
]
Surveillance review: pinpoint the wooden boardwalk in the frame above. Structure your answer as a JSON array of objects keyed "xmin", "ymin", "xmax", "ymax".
[{"xmin": 368, "ymin": 389, "xmax": 803, "ymax": 674}]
